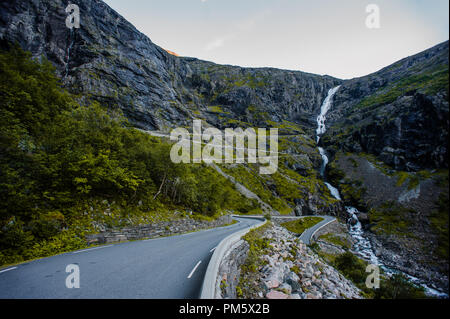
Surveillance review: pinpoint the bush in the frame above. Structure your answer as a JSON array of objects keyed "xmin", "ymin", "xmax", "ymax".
[
  {"xmin": 334, "ymin": 252, "xmax": 367, "ymax": 286},
  {"xmin": 374, "ymin": 274, "xmax": 426, "ymax": 299},
  {"xmin": 333, "ymin": 252, "xmax": 427, "ymax": 299}
]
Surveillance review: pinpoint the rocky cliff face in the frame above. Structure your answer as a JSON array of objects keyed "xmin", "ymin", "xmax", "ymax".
[
  {"xmin": 322, "ymin": 41, "xmax": 448, "ymax": 171},
  {"xmin": 2, "ymin": 0, "xmax": 445, "ymax": 172},
  {"xmin": 0, "ymin": 0, "xmax": 340, "ymax": 132},
  {"xmin": 1, "ymin": 0, "xmax": 191, "ymax": 130},
  {"xmin": 0, "ymin": 0, "xmax": 346, "ymax": 218}
]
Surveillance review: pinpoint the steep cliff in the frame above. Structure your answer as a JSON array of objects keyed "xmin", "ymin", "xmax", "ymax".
[
  {"xmin": 0, "ymin": 0, "xmax": 340, "ymax": 132},
  {"xmin": 322, "ymin": 41, "xmax": 448, "ymax": 171},
  {"xmin": 321, "ymin": 42, "xmax": 449, "ymax": 293},
  {"xmin": 0, "ymin": 0, "xmax": 348, "ymax": 219}
]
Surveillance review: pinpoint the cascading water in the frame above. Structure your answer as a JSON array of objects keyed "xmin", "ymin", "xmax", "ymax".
[
  {"xmin": 64, "ymin": 28, "xmax": 75, "ymax": 79},
  {"xmin": 316, "ymin": 85, "xmax": 340, "ymax": 140},
  {"xmin": 315, "ymin": 86, "xmax": 447, "ymax": 298}
]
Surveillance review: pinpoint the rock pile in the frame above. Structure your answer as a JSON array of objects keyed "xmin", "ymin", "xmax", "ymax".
[{"xmin": 234, "ymin": 224, "xmax": 363, "ymax": 299}]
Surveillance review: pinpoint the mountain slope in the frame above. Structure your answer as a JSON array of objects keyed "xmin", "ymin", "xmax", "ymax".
[
  {"xmin": 0, "ymin": 0, "xmax": 448, "ymax": 295},
  {"xmin": 322, "ymin": 42, "xmax": 449, "ymax": 293},
  {"xmin": 0, "ymin": 0, "xmax": 340, "ymax": 132},
  {"xmin": 323, "ymin": 41, "xmax": 448, "ymax": 171}
]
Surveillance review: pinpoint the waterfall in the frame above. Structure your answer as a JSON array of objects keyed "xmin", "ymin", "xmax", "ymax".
[
  {"xmin": 315, "ymin": 86, "xmax": 447, "ymax": 298},
  {"xmin": 316, "ymin": 85, "xmax": 341, "ymax": 140},
  {"xmin": 64, "ymin": 28, "xmax": 75, "ymax": 79}
]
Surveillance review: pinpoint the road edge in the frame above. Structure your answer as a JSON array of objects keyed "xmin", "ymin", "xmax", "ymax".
[
  {"xmin": 200, "ymin": 215, "xmax": 266, "ymax": 299},
  {"xmin": 299, "ymin": 216, "xmax": 336, "ymax": 245}
]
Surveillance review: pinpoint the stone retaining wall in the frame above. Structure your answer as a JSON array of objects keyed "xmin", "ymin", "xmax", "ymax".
[
  {"xmin": 217, "ymin": 239, "xmax": 250, "ymax": 298},
  {"xmin": 85, "ymin": 215, "xmax": 232, "ymax": 245}
]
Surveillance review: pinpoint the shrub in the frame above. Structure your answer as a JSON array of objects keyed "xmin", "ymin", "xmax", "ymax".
[
  {"xmin": 333, "ymin": 252, "xmax": 367, "ymax": 286},
  {"xmin": 374, "ymin": 274, "xmax": 426, "ymax": 299}
]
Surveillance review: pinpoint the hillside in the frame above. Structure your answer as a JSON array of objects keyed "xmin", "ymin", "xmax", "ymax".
[{"xmin": 0, "ymin": 0, "xmax": 448, "ymax": 296}]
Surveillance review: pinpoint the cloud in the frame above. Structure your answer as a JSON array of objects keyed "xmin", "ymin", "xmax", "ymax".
[
  {"xmin": 203, "ymin": 10, "xmax": 271, "ymax": 52},
  {"xmin": 204, "ymin": 36, "xmax": 229, "ymax": 51}
]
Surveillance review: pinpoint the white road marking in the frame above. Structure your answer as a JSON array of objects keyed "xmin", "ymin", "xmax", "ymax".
[
  {"xmin": 210, "ymin": 247, "xmax": 217, "ymax": 253},
  {"xmin": 0, "ymin": 267, "xmax": 17, "ymax": 274},
  {"xmin": 72, "ymin": 245, "xmax": 113, "ymax": 254},
  {"xmin": 187, "ymin": 260, "xmax": 202, "ymax": 279}
]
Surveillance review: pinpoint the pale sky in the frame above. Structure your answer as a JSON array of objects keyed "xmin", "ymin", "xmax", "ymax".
[{"xmin": 103, "ymin": 0, "xmax": 449, "ymax": 79}]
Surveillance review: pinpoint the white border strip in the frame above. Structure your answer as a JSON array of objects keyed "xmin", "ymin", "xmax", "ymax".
[
  {"xmin": 72, "ymin": 245, "xmax": 113, "ymax": 254},
  {"xmin": 0, "ymin": 267, "xmax": 17, "ymax": 274}
]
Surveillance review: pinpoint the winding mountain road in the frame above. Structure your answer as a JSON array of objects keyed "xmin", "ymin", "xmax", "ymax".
[
  {"xmin": 272, "ymin": 215, "xmax": 336, "ymax": 245},
  {"xmin": 0, "ymin": 215, "xmax": 335, "ymax": 299},
  {"xmin": 0, "ymin": 217, "xmax": 260, "ymax": 299},
  {"xmin": 298, "ymin": 216, "xmax": 336, "ymax": 245}
]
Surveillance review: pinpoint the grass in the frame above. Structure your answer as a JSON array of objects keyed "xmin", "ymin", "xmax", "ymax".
[
  {"xmin": 395, "ymin": 171, "xmax": 424, "ymax": 190},
  {"xmin": 220, "ymin": 164, "xmax": 292, "ymax": 215},
  {"xmin": 236, "ymin": 222, "xmax": 272, "ymax": 298},
  {"xmin": 280, "ymin": 217, "xmax": 324, "ymax": 235},
  {"xmin": 368, "ymin": 201, "xmax": 415, "ymax": 236},
  {"xmin": 208, "ymin": 105, "xmax": 229, "ymax": 114},
  {"xmin": 429, "ymin": 192, "xmax": 449, "ymax": 260},
  {"xmin": 353, "ymin": 63, "xmax": 449, "ymax": 112},
  {"xmin": 318, "ymin": 233, "xmax": 351, "ymax": 249}
]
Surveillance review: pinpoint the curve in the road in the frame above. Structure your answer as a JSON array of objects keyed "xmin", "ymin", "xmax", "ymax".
[
  {"xmin": 0, "ymin": 214, "xmax": 335, "ymax": 298},
  {"xmin": 0, "ymin": 216, "xmax": 261, "ymax": 299},
  {"xmin": 298, "ymin": 216, "xmax": 336, "ymax": 245}
]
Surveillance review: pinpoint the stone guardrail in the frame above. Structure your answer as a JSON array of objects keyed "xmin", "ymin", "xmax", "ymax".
[
  {"xmin": 200, "ymin": 215, "xmax": 266, "ymax": 299},
  {"xmin": 310, "ymin": 218, "xmax": 336, "ymax": 242}
]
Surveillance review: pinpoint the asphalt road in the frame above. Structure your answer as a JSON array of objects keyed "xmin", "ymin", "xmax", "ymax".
[
  {"xmin": 0, "ymin": 217, "xmax": 261, "ymax": 299},
  {"xmin": 272, "ymin": 215, "xmax": 336, "ymax": 245},
  {"xmin": 298, "ymin": 216, "xmax": 336, "ymax": 245},
  {"xmin": 0, "ymin": 215, "xmax": 335, "ymax": 299}
]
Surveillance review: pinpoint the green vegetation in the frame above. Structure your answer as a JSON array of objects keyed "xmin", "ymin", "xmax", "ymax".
[
  {"xmin": 430, "ymin": 192, "xmax": 449, "ymax": 260},
  {"xmin": 332, "ymin": 252, "xmax": 426, "ymax": 299},
  {"xmin": 354, "ymin": 63, "xmax": 449, "ymax": 111},
  {"xmin": 368, "ymin": 201, "xmax": 415, "ymax": 236},
  {"xmin": 318, "ymin": 233, "xmax": 351, "ymax": 249},
  {"xmin": 395, "ymin": 171, "xmax": 426, "ymax": 190},
  {"xmin": 0, "ymin": 45, "xmax": 258, "ymax": 265},
  {"xmin": 237, "ymin": 222, "xmax": 271, "ymax": 298},
  {"xmin": 348, "ymin": 157, "xmax": 358, "ymax": 169},
  {"xmin": 280, "ymin": 217, "xmax": 324, "ymax": 235},
  {"xmin": 339, "ymin": 180, "xmax": 366, "ymax": 208},
  {"xmin": 373, "ymin": 274, "xmax": 427, "ymax": 299},
  {"xmin": 333, "ymin": 252, "xmax": 369, "ymax": 287},
  {"xmin": 233, "ymin": 73, "xmax": 268, "ymax": 89},
  {"xmin": 207, "ymin": 105, "xmax": 229, "ymax": 114},
  {"xmin": 395, "ymin": 171, "xmax": 410, "ymax": 187},
  {"xmin": 327, "ymin": 158, "xmax": 367, "ymax": 210},
  {"xmin": 266, "ymin": 120, "xmax": 305, "ymax": 135},
  {"xmin": 311, "ymin": 239, "xmax": 427, "ymax": 299},
  {"xmin": 220, "ymin": 164, "xmax": 292, "ymax": 214}
]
